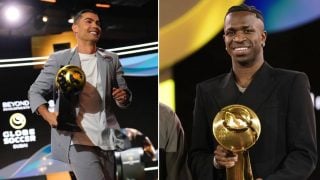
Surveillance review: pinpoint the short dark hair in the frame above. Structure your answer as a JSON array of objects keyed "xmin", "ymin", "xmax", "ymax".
[
  {"xmin": 73, "ymin": 9, "xmax": 99, "ymax": 24},
  {"xmin": 226, "ymin": 4, "xmax": 264, "ymax": 22}
]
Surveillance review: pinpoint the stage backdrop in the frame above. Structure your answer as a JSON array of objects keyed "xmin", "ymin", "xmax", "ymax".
[{"xmin": 0, "ymin": 41, "xmax": 158, "ymax": 179}]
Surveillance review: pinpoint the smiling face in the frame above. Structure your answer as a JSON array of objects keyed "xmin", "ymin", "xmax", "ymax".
[
  {"xmin": 72, "ymin": 12, "xmax": 101, "ymax": 43},
  {"xmin": 223, "ymin": 11, "xmax": 266, "ymax": 66}
]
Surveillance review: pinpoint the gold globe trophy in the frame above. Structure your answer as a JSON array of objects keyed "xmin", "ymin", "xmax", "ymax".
[
  {"xmin": 212, "ymin": 104, "xmax": 261, "ymax": 180},
  {"xmin": 55, "ymin": 65, "xmax": 86, "ymax": 132}
]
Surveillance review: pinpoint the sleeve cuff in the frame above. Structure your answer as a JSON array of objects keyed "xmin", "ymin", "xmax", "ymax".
[{"xmin": 213, "ymin": 156, "xmax": 223, "ymax": 169}]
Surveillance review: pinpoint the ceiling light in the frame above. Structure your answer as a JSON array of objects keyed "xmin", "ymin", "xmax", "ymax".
[
  {"xmin": 4, "ymin": 6, "xmax": 21, "ymax": 23},
  {"xmin": 96, "ymin": 3, "xmax": 111, "ymax": 8},
  {"xmin": 42, "ymin": 16, "xmax": 48, "ymax": 22},
  {"xmin": 68, "ymin": 17, "xmax": 74, "ymax": 24},
  {"xmin": 40, "ymin": 0, "xmax": 56, "ymax": 3}
]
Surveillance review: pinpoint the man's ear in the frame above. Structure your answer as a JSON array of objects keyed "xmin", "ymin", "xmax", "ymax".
[
  {"xmin": 72, "ymin": 24, "xmax": 78, "ymax": 33},
  {"xmin": 261, "ymin": 30, "xmax": 267, "ymax": 46},
  {"xmin": 223, "ymin": 34, "xmax": 228, "ymax": 50}
]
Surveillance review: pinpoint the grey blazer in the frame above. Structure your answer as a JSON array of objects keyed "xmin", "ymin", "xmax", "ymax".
[{"xmin": 28, "ymin": 48, "xmax": 132, "ymax": 163}]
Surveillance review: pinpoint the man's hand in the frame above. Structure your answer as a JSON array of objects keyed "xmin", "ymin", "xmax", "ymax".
[
  {"xmin": 37, "ymin": 104, "xmax": 58, "ymax": 128},
  {"xmin": 112, "ymin": 87, "xmax": 128, "ymax": 105},
  {"xmin": 213, "ymin": 145, "xmax": 238, "ymax": 168}
]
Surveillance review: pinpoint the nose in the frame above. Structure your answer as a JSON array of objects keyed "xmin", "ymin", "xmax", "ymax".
[
  {"xmin": 91, "ymin": 21, "xmax": 101, "ymax": 29},
  {"xmin": 233, "ymin": 32, "xmax": 246, "ymax": 42},
  {"xmin": 94, "ymin": 23, "xmax": 101, "ymax": 29}
]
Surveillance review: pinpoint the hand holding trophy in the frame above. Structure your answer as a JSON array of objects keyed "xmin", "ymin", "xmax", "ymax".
[
  {"xmin": 55, "ymin": 65, "xmax": 86, "ymax": 132},
  {"xmin": 212, "ymin": 104, "xmax": 261, "ymax": 180}
]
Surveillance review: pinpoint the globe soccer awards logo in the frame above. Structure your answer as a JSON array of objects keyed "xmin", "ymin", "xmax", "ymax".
[{"xmin": 9, "ymin": 113, "xmax": 27, "ymax": 129}]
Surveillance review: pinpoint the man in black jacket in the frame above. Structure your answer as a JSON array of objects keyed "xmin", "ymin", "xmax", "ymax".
[{"xmin": 189, "ymin": 4, "xmax": 317, "ymax": 180}]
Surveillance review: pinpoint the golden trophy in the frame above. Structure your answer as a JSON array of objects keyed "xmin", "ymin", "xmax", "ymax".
[
  {"xmin": 55, "ymin": 65, "xmax": 86, "ymax": 132},
  {"xmin": 212, "ymin": 104, "xmax": 261, "ymax": 180}
]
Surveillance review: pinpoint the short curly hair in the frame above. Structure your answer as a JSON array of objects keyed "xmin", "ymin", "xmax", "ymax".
[{"xmin": 226, "ymin": 4, "xmax": 264, "ymax": 22}]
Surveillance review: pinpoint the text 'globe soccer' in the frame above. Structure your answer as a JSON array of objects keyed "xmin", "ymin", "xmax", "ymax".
[{"xmin": 55, "ymin": 65, "xmax": 86, "ymax": 95}]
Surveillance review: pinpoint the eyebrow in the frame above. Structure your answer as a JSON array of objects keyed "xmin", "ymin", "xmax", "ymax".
[
  {"xmin": 82, "ymin": 17, "xmax": 99, "ymax": 21},
  {"xmin": 226, "ymin": 25, "xmax": 252, "ymax": 31}
]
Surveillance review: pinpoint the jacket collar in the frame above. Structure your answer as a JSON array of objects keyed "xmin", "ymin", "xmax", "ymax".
[{"xmin": 213, "ymin": 62, "xmax": 278, "ymax": 112}]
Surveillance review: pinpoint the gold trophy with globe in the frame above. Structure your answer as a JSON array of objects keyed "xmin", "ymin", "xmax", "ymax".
[
  {"xmin": 55, "ymin": 65, "xmax": 86, "ymax": 132},
  {"xmin": 212, "ymin": 104, "xmax": 261, "ymax": 180}
]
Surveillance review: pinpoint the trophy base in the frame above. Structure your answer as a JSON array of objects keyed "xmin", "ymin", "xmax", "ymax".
[
  {"xmin": 57, "ymin": 122, "xmax": 82, "ymax": 132},
  {"xmin": 57, "ymin": 93, "xmax": 82, "ymax": 132}
]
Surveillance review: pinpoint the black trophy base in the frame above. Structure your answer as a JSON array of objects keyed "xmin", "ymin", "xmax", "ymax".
[{"xmin": 57, "ymin": 93, "xmax": 82, "ymax": 132}]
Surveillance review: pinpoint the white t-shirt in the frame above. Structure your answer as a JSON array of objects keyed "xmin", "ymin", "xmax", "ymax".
[{"xmin": 72, "ymin": 53, "xmax": 110, "ymax": 149}]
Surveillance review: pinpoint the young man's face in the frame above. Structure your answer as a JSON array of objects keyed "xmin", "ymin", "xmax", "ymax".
[
  {"xmin": 223, "ymin": 11, "xmax": 266, "ymax": 65},
  {"xmin": 72, "ymin": 12, "xmax": 102, "ymax": 43}
]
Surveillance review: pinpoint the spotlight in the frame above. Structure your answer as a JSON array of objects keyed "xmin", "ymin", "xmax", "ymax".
[
  {"xmin": 68, "ymin": 17, "xmax": 74, "ymax": 24},
  {"xmin": 3, "ymin": 5, "xmax": 21, "ymax": 23},
  {"xmin": 96, "ymin": 3, "xmax": 111, "ymax": 9},
  {"xmin": 40, "ymin": 0, "xmax": 56, "ymax": 3},
  {"xmin": 42, "ymin": 16, "xmax": 48, "ymax": 22}
]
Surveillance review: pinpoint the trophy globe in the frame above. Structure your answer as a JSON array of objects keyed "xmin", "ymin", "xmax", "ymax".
[
  {"xmin": 212, "ymin": 104, "xmax": 261, "ymax": 180},
  {"xmin": 55, "ymin": 65, "xmax": 86, "ymax": 95}
]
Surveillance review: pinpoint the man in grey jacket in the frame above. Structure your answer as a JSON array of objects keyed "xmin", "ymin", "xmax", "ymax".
[
  {"xmin": 28, "ymin": 9, "xmax": 131, "ymax": 180},
  {"xmin": 159, "ymin": 103, "xmax": 192, "ymax": 180}
]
